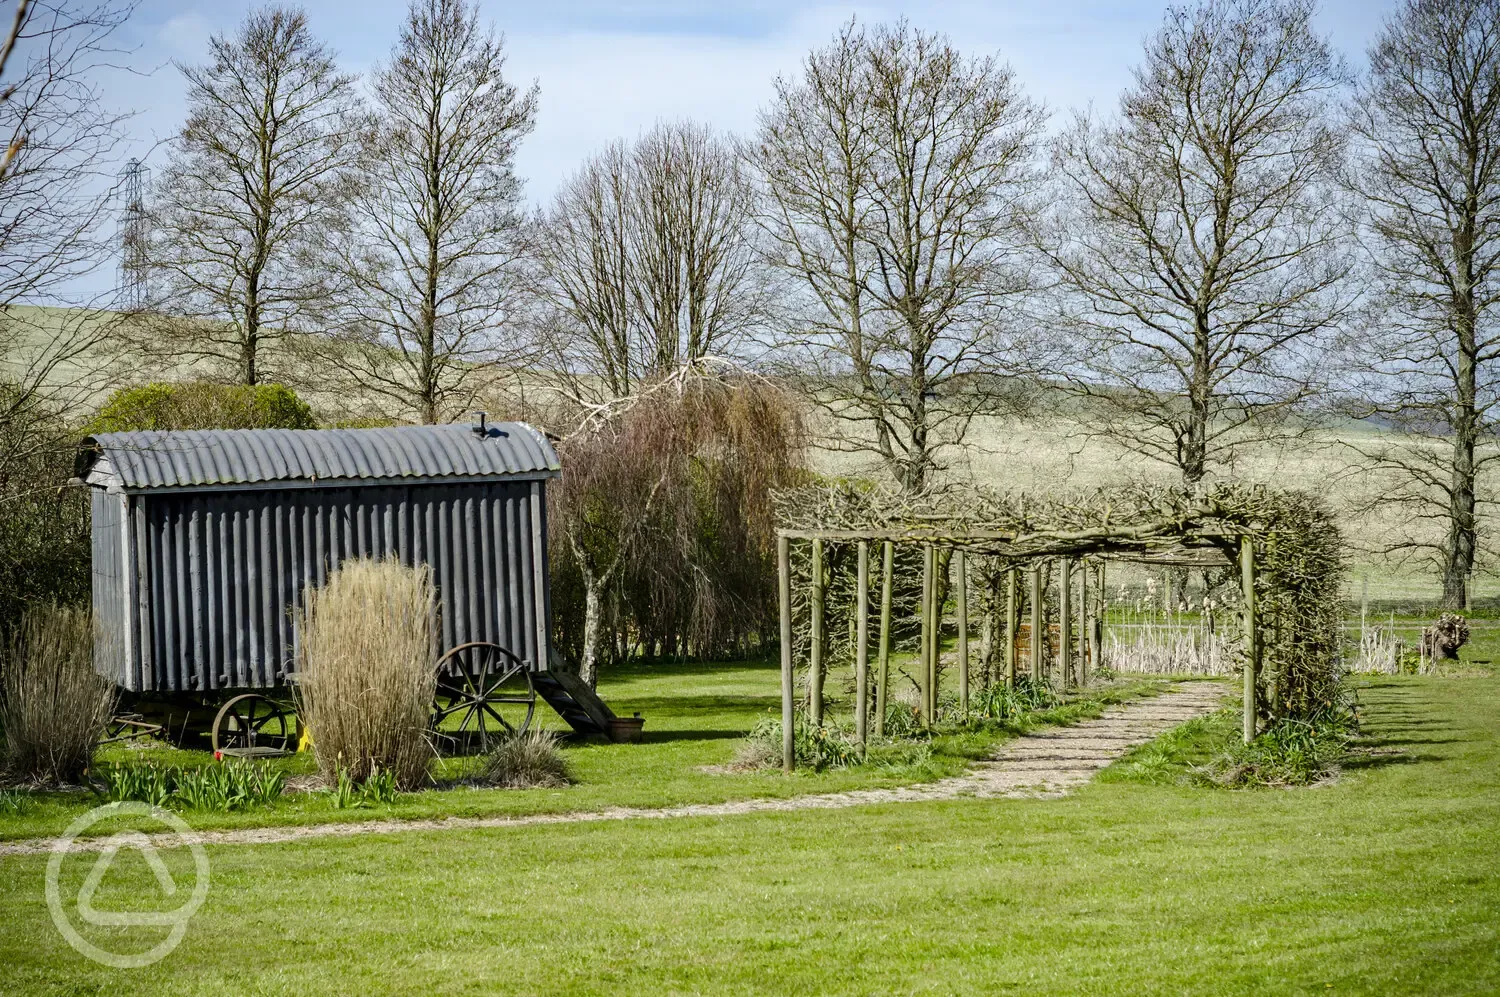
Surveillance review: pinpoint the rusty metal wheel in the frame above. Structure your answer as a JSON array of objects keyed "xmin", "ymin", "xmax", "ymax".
[
  {"xmin": 212, "ymin": 693, "xmax": 299, "ymax": 757},
  {"xmin": 432, "ymin": 642, "xmax": 535, "ymax": 753}
]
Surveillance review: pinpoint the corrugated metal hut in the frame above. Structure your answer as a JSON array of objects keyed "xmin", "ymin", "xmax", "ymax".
[{"xmin": 74, "ymin": 421, "xmax": 561, "ymax": 696}]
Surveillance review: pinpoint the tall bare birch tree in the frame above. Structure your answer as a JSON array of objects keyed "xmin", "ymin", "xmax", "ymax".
[
  {"xmin": 320, "ymin": 0, "xmax": 536, "ymax": 424},
  {"xmin": 1342, "ymin": 0, "xmax": 1500, "ymax": 607},
  {"xmin": 531, "ymin": 120, "xmax": 762, "ymax": 404},
  {"xmin": 148, "ymin": 6, "xmax": 359, "ymax": 385},
  {"xmin": 755, "ymin": 20, "xmax": 1045, "ymax": 492},
  {"xmin": 1043, "ymin": 0, "xmax": 1351, "ymax": 485}
]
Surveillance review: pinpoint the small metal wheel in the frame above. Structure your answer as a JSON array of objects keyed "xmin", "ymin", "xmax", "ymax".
[
  {"xmin": 212, "ymin": 694, "xmax": 299, "ymax": 757},
  {"xmin": 432, "ymin": 642, "xmax": 536, "ymax": 752}
]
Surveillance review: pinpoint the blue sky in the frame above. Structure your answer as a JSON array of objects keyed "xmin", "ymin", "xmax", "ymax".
[{"xmin": 107, "ymin": 0, "xmax": 1397, "ymax": 205}]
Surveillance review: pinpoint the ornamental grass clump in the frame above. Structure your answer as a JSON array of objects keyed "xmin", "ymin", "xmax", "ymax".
[
  {"xmin": 297, "ymin": 557, "xmax": 436, "ymax": 791},
  {"xmin": 1, "ymin": 603, "xmax": 112, "ymax": 785},
  {"xmin": 481, "ymin": 728, "xmax": 571, "ymax": 789}
]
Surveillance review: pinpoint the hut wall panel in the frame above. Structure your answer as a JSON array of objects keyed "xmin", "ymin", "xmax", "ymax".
[
  {"xmin": 127, "ymin": 481, "xmax": 548, "ymax": 692},
  {"xmin": 90, "ymin": 490, "xmax": 129, "ymax": 688}
]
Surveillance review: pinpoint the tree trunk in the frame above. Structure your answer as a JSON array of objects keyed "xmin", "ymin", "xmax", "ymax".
[
  {"xmin": 1442, "ymin": 288, "xmax": 1480, "ymax": 609},
  {"xmin": 579, "ymin": 572, "xmax": 604, "ymax": 688}
]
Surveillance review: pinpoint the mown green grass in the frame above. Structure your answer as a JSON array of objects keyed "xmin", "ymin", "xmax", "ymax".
[
  {"xmin": 0, "ymin": 675, "xmax": 1493, "ymax": 995},
  {"xmin": 0, "ymin": 659, "xmax": 1164, "ymax": 843}
]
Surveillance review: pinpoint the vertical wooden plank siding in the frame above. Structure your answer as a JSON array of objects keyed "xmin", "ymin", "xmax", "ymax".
[
  {"xmin": 1241, "ymin": 535, "xmax": 1257, "ymax": 743},
  {"xmin": 875, "ymin": 540, "xmax": 894, "ymax": 738},
  {"xmin": 855, "ymin": 540, "xmax": 870, "ymax": 748},
  {"xmin": 778, "ymin": 535, "xmax": 795, "ymax": 772},
  {"xmin": 809, "ymin": 538, "xmax": 826, "ymax": 725}
]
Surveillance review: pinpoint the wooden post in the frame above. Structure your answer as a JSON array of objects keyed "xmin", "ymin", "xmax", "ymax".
[
  {"xmin": 855, "ymin": 540, "xmax": 870, "ymax": 750},
  {"xmin": 1241, "ymin": 534, "xmax": 1257, "ymax": 744},
  {"xmin": 1029, "ymin": 562, "xmax": 1043, "ymax": 683},
  {"xmin": 876, "ymin": 541, "xmax": 893, "ymax": 737},
  {"xmin": 929, "ymin": 549, "xmax": 945, "ymax": 722},
  {"xmin": 778, "ymin": 535, "xmax": 794, "ymax": 773},
  {"xmin": 1059, "ymin": 558, "xmax": 1073, "ymax": 688},
  {"xmin": 920, "ymin": 544, "xmax": 933, "ymax": 724},
  {"xmin": 1005, "ymin": 566, "xmax": 1018, "ymax": 688},
  {"xmin": 809, "ymin": 538, "xmax": 825, "ymax": 726},
  {"xmin": 1078, "ymin": 558, "xmax": 1089, "ymax": 686},
  {"xmin": 1092, "ymin": 560, "xmax": 1106, "ymax": 674},
  {"xmin": 956, "ymin": 550, "xmax": 969, "ymax": 714}
]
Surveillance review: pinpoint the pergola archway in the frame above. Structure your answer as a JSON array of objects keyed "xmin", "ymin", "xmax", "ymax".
[{"xmin": 773, "ymin": 482, "xmax": 1343, "ymax": 772}]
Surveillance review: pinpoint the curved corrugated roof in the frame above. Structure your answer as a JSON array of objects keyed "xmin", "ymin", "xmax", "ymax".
[{"xmin": 76, "ymin": 422, "xmax": 561, "ymax": 492}]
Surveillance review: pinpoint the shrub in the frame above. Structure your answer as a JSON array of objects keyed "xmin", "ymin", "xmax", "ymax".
[
  {"xmin": 481, "ymin": 728, "xmax": 571, "ymax": 789},
  {"xmin": 0, "ymin": 401, "xmax": 90, "ymax": 642},
  {"xmin": 1204, "ymin": 709, "xmax": 1355, "ymax": 788},
  {"xmin": 1, "ymin": 604, "xmax": 112, "ymax": 784},
  {"xmin": 741, "ymin": 714, "xmax": 862, "ymax": 771},
  {"xmin": 88, "ymin": 381, "xmax": 317, "ymax": 433},
  {"xmin": 970, "ymin": 678, "xmax": 1059, "ymax": 722},
  {"xmin": 296, "ymin": 557, "xmax": 436, "ymax": 790}
]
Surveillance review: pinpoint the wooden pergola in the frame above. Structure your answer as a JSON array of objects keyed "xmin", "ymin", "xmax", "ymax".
[{"xmin": 774, "ymin": 522, "xmax": 1259, "ymax": 773}]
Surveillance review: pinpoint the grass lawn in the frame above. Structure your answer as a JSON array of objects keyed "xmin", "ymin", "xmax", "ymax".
[
  {"xmin": 0, "ymin": 673, "xmax": 1495, "ymax": 995},
  {"xmin": 0, "ymin": 659, "xmax": 1163, "ymax": 843}
]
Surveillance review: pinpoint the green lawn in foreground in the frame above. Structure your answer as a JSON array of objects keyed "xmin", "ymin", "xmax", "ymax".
[
  {"xmin": 0, "ymin": 658, "xmax": 1163, "ymax": 843},
  {"xmin": 0, "ymin": 674, "xmax": 1495, "ymax": 995}
]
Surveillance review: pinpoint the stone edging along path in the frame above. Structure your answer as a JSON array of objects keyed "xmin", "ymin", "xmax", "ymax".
[{"xmin": 0, "ymin": 681, "xmax": 1225, "ymax": 857}]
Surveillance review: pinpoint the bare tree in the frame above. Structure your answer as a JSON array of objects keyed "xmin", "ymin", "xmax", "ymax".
[
  {"xmin": 1042, "ymin": 0, "xmax": 1351, "ymax": 485},
  {"xmin": 318, "ymin": 0, "xmax": 536, "ymax": 424},
  {"xmin": 0, "ymin": 0, "xmax": 136, "ymax": 481},
  {"xmin": 531, "ymin": 120, "xmax": 763, "ymax": 404},
  {"xmin": 1340, "ymin": 0, "xmax": 1500, "ymax": 608},
  {"xmin": 146, "ymin": 6, "xmax": 360, "ymax": 385},
  {"xmin": 754, "ymin": 19, "xmax": 1045, "ymax": 492}
]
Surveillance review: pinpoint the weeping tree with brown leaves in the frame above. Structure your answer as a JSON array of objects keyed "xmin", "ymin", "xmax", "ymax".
[{"xmin": 548, "ymin": 366, "xmax": 804, "ymax": 686}]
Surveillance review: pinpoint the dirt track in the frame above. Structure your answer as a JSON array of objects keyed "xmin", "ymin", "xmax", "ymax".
[{"xmin": 0, "ymin": 681, "xmax": 1224, "ymax": 857}]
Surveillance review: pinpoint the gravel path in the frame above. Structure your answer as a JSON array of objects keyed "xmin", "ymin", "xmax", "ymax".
[{"xmin": 1, "ymin": 681, "xmax": 1224, "ymax": 857}]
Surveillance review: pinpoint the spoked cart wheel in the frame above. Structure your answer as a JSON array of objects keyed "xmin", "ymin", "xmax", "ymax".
[
  {"xmin": 431, "ymin": 642, "xmax": 536, "ymax": 753},
  {"xmin": 212, "ymin": 693, "xmax": 299, "ymax": 757}
]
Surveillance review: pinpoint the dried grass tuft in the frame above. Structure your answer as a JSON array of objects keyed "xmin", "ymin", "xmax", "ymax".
[
  {"xmin": 481, "ymin": 728, "xmax": 570, "ymax": 789},
  {"xmin": 1106, "ymin": 624, "xmax": 1236, "ymax": 676},
  {"xmin": 1, "ymin": 603, "xmax": 113, "ymax": 785},
  {"xmin": 296, "ymin": 557, "xmax": 436, "ymax": 790}
]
